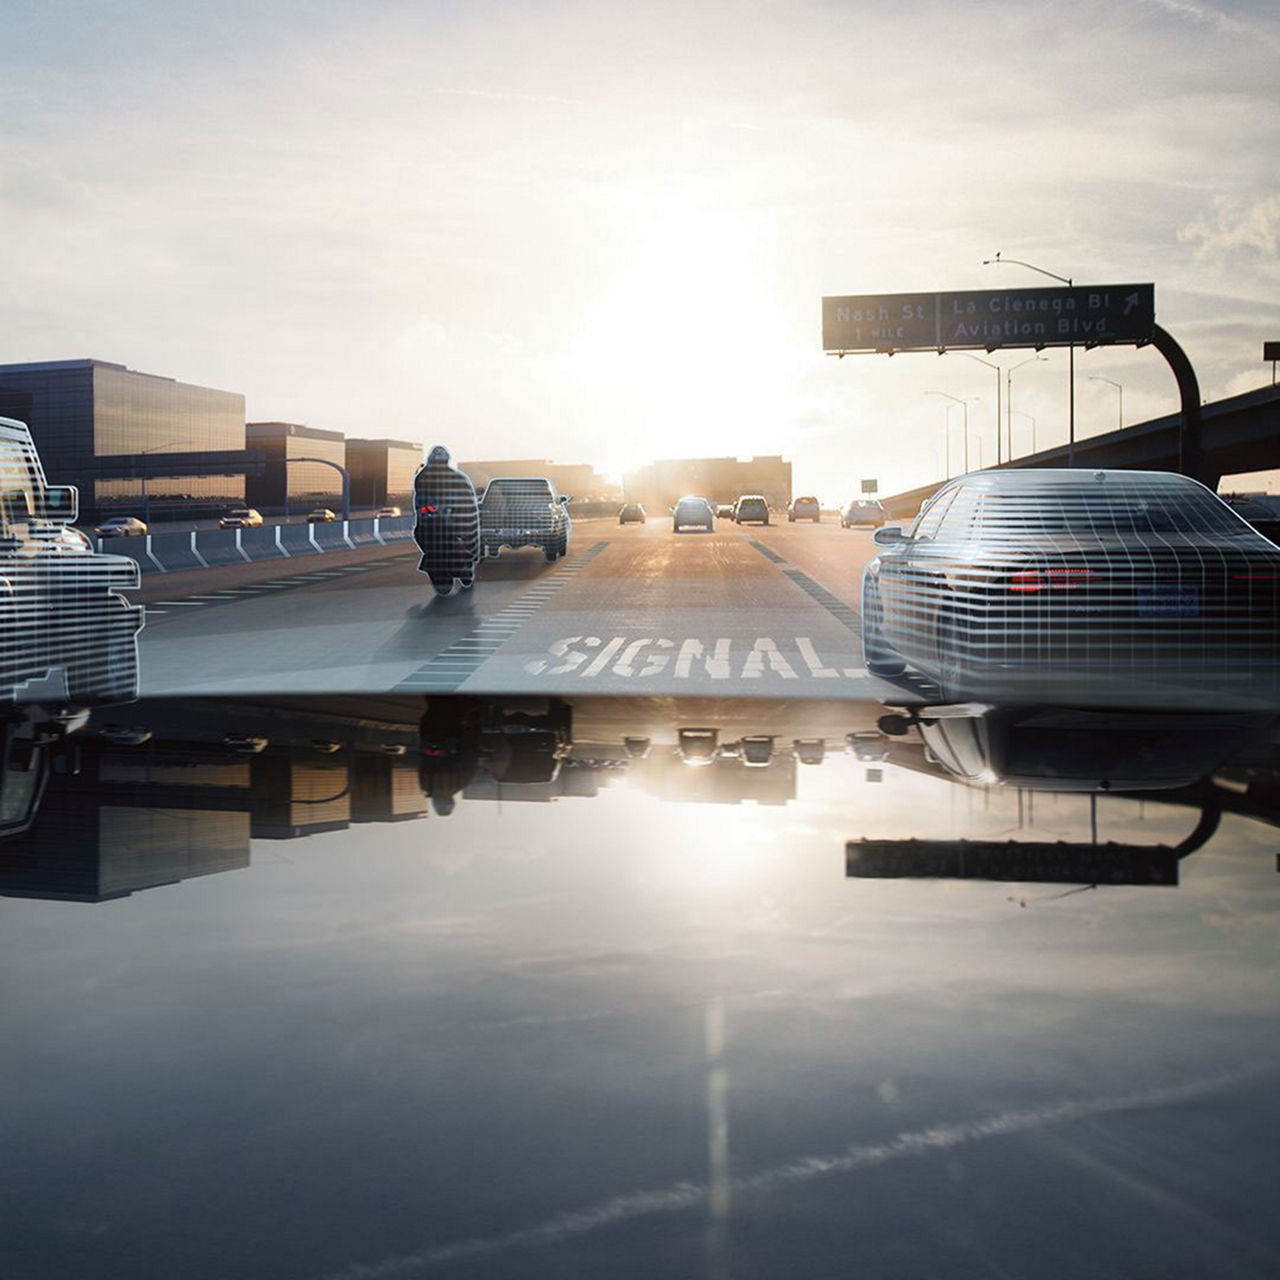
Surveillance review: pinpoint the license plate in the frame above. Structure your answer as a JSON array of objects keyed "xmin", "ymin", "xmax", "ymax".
[{"xmin": 1137, "ymin": 585, "xmax": 1199, "ymax": 618}]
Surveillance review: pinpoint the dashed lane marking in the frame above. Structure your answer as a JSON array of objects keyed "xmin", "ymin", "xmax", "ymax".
[{"xmin": 393, "ymin": 542, "xmax": 610, "ymax": 693}]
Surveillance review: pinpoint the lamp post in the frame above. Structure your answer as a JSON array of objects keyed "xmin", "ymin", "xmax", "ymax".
[
  {"xmin": 1006, "ymin": 355, "xmax": 1046, "ymax": 458},
  {"xmin": 136, "ymin": 440, "xmax": 183, "ymax": 524},
  {"xmin": 959, "ymin": 353, "xmax": 1002, "ymax": 464},
  {"xmin": 1088, "ymin": 375, "xmax": 1123, "ymax": 430},
  {"xmin": 926, "ymin": 392, "xmax": 977, "ymax": 473},
  {"xmin": 1011, "ymin": 409, "xmax": 1037, "ymax": 455},
  {"xmin": 984, "ymin": 252, "xmax": 1075, "ymax": 465}
]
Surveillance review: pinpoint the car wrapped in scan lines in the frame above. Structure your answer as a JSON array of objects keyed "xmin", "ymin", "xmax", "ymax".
[{"xmin": 861, "ymin": 468, "xmax": 1280, "ymax": 705}]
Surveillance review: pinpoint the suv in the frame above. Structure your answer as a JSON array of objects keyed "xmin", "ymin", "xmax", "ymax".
[
  {"xmin": 733, "ymin": 495, "xmax": 770, "ymax": 526},
  {"xmin": 841, "ymin": 498, "xmax": 886, "ymax": 527},
  {"xmin": 0, "ymin": 418, "xmax": 143, "ymax": 703},
  {"xmin": 673, "ymin": 495, "xmax": 714, "ymax": 532},
  {"xmin": 788, "ymin": 496, "xmax": 821, "ymax": 523},
  {"xmin": 480, "ymin": 477, "xmax": 572, "ymax": 561}
]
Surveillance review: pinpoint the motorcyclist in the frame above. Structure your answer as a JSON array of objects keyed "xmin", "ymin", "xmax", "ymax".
[{"xmin": 413, "ymin": 445, "xmax": 480, "ymax": 597}]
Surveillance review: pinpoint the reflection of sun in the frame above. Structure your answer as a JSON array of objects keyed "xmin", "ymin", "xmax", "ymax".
[
  {"xmin": 569, "ymin": 193, "xmax": 796, "ymax": 476},
  {"xmin": 654, "ymin": 799, "xmax": 773, "ymax": 889}
]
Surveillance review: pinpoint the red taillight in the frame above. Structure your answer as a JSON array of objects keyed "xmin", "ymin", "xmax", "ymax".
[
  {"xmin": 1233, "ymin": 573, "xmax": 1275, "ymax": 581},
  {"xmin": 420, "ymin": 504, "xmax": 437, "ymax": 515},
  {"xmin": 1009, "ymin": 568, "xmax": 1097, "ymax": 593}
]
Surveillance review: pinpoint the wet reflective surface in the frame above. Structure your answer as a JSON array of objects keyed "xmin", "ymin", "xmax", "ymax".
[{"xmin": 4, "ymin": 695, "xmax": 1280, "ymax": 1278}]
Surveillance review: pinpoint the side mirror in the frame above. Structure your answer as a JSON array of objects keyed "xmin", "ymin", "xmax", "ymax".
[
  {"xmin": 872, "ymin": 525, "xmax": 909, "ymax": 547},
  {"xmin": 559, "ymin": 495, "xmax": 572, "ymax": 505},
  {"xmin": 38, "ymin": 485, "xmax": 78, "ymax": 523}
]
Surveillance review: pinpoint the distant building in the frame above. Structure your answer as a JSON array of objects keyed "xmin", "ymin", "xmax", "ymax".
[
  {"xmin": 459, "ymin": 459, "xmax": 620, "ymax": 502},
  {"xmin": 346, "ymin": 437, "xmax": 423, "ymax": 509},
  {"xmin": 622, "ymin": 456, "xmax": 792, "ymax": 511},
  {"xmin": 245, "ymin": 422, "xmax": 346, "ymax": 511},
  {"xmin": 0, "ymin": 358, "xmax": 250, "ymax": 519}
]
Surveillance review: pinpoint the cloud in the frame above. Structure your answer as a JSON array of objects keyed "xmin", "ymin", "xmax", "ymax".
[{"xmin": 1181, "ymin": 194, "xmax": 1280, "ymax": 268}]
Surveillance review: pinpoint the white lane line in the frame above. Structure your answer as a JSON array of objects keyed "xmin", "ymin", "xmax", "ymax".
[{"xmin": 151, "ymin": 600, "xmax": 209, "ymax": 607}]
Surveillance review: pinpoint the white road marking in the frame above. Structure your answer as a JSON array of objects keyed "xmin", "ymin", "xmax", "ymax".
[{"xmin": 523, "ymin": 637, "xmax": 861, "ymax": 681}]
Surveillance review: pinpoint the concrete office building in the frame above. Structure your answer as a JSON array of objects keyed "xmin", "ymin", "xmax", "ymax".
[
  {"xmin": 346, "ymin": 437, "xmax": 423, "ymax": 509},
  {"xmin": 622, "ymin": 456, "xmax": 792, "ymax": 511},
  {"xmin": 0, "ymin": 358, "xmax": 251, "ymax": 519},
  {"xmin": 245, "ymin": 422, "xmax": 347, "ymax": 511},
  {"xmin": 460, "ymin": 459, "xmax": 619, "ymax": 502}
]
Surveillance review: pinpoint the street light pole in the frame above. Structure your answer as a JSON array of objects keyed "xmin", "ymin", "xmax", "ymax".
[
  {"xmin": 1006, "ymin": 355, "xmax": 1046, "ymax": 458},
  {"xmin": 1011, "ymin": 409, "xmax": 1037, "ymax": 455},
  {"xmin": 960, "ymin": 353, "xmax": 1002, "ymax": 465},
  {"xmin": 983, "ymin": 252, "xmax": 1074, "ymax": 464},
  {"xmin": 925, "ymin": 391, "xmax": 972, "ymax": 473},
  {"xmin": 136, "ymin": 439, "xmax": 183, "ymax": 524},
  {"xmin": 1088, "ymin": 375, "xmax": 1123, "ymax": 430}
]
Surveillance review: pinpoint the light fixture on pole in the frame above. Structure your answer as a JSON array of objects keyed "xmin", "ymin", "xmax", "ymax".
[
  {"xmin": 1006, "ymin": 354, "xmax": 1046, "ymax": 458},
  {"xmin": 1088, "ymin": 375, "xmax": 1124, "ymax": 430},
  {"xmin": 136, "ymin": 439, "xmax": 183, "ymax": 523},
  {"xmin": 983, "ymin": 252, "xmax": 1075, "ymax": 465},
  {"xmin": 1011, "ymin": 409, "xmax": 1037, "ymax": 455},
  {"xmin": 959, "ymin": 352, "xmax": 1003, "ymax": 464},
  {"xmin": 926, "ymin": 391, "xmax": 974, "ymax": 473}
]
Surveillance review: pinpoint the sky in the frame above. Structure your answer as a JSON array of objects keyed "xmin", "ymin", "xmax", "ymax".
[{"xmin": 3, "ymin": 0, "xmax": 1280, "ymax": 496}]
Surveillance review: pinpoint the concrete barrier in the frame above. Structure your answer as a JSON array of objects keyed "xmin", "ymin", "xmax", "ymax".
[
  {"xmin": 239, "ymin": 525, "xmax": 287, "ymax": 561},
  {"xmin": 194, "ymin": 528, "xmax": 242, "ymax": 567}
]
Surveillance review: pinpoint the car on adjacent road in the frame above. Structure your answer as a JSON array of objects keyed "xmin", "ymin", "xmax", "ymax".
[
  {"xmin": 861, "ymin": 468, "xmax": 1280, "ymax": 702},
  {"xmin": 306, "ymin": 508, "xmax": 338, "ymax": 523},
  {"xmin": 788, "ymin": 496, "xmax": 821, "ymax": 523},
  {"xmin": 94, "ymin": 515, "xmax": 148, "ymax": 537},
  {"xmin": 841, "ymin": 498, "xmax": 887, "ymax": 527},
  {"xmin": 619, "ymin": 503, "xmax": 646, "ymax": 524},
  {"xmin": 733, "ymin": 495, "xmax": 770, "ymax": 526},
  {"xmin": 218, "ymin": 507, "xmax": 264, "ymax": 529},
  {"xmin": 374, "ymin": 505, "xmax": 402, "ymax": 518},
  {"xmin": 673, "ymin": 495, "xmax": 715, "ymax": 532}
]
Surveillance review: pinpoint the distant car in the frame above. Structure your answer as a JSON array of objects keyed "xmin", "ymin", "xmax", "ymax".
[
  {"xmin": 793, "ymin": 738, "xmax": 826, "ymax": 764},
  {"xmin": 223, "ymin": 734, "xmax": 268, "ymax": 753},
  {"xmin": 306, "ymin": 508, "xmax": 338, "ymax": 523},
  {"xmin": 862, "ymin": 468, "xmax": 1280, "ymax": 700},
  {"xmin": 619, "ymin": 503, "xmax": 646, "ymax": 525},
  {"xmin": 734, "ymin": 495, "xmax": 770, "ymax": 526},
  {"xmin": 677, "ymin": 727, "xmax": 719, "ymax": 766},
  {"xmin": 673, "ymin": 495, "xmax": 715, "ymax": 532},
  {"xmin": 842, "ymin": 499, "xmax": 887, "ymax": 527},
  {"xmin": 788, "ymin": 496, "xmax": 821, "ymax": 523},
  {"xmin": 374, "ymin": 505, "xmax": 402, "ymax": 518},
  {"xmin": 1221, "ymin": 495, "xmax": 1280, "ymax": 545},
  {"xmin": 94, "ymin": 515, "xmax": 148, "ymax": 537},
  {"xmin": 716, "ymin": 503, "xmax": 736, "ymax": 519},
  {"xmin": 219, "ymin": 507, "xmax": 264, "ymax": 529},
  {"xmin": 739, "ymin": 734, "xmax": 775, "ymax": 766}
]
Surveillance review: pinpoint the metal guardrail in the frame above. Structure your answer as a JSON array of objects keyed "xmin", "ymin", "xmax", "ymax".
[{"xmin": 94, "ymin": 515, "xmax": 417, "ymax": 573}]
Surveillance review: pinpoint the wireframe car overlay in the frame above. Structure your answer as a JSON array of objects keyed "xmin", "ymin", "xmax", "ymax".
[
  {"xmin": 672, "ymin": 496, "xmax": 714, "ymax": 532},
  {"xmin": 1, "ymin": 418, "xmax": 143, "ymax": 703},
  {"xmin": 478, "ymin": 477, "xmax": 572, "ymax": 561},
  {"xmin": 841, "ymin": 498, "xmax": 886, "ymax": 527},
  {"xmin": 413, "ymin": 445, "xmax": 480, "ymax": 597},
  {"xmin": 861, "ymin": 469, "xmax": 1280, "ymax": 704}
]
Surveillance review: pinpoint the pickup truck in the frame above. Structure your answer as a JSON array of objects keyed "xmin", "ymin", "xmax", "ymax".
[
  {"xmin": 479, "ymin": 477, "xmax": 572, "ymax": 561},
  {"xmin": 0, "ymin": 417, "xmax": 143, "ymax": 703}
]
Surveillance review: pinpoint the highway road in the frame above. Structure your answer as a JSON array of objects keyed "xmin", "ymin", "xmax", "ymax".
[{"xmin": 133, "ymin": 515, "xmax": 910, "ymax": 698}]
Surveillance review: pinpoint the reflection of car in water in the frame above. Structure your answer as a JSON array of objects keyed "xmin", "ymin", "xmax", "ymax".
[
  {"xmin": 677, "ymin": 727, "xmax": 719, "ymax": 765},
  {"xmin": 841, "ymin": 499, "xmax": 886, "ymax": 528},
  {"xmin": 885, "ymin": 703, "xmax": 1270, "ymax": 792},
  {"xmin": 413, "ymin": 445, "xmax": 481, "ymax": 597},
  {"xmin": 788, "ymin": 496, "xmax": 821, "ymax": 523},
  {"xmin": 739, "ymin": 734, "xmax": 775, "ymax": 766},
  {"xmin": 479, "ymin": 477, "xmax": 572, "ymax": 562},
  {"xmin": 418, "ymin": 698, "xmax": 573, "ymax": 811},
  {"xmin": 673, "ymin": 496, "xmax": 714, "ymax": 533},
  {"xmin": 847, "ymin": 730, "xmax": 889, "ymax": 762},
  {"xmin": 793, "ymin": 738, "xmax": 826, "ymax": 765},
  {"xmin": 1, "ymin": 418, "xmax": 143, "ymax": 703},
  {"xmin": 862, "ymin": 469, "xmax": 1280, "ymax": 701}
]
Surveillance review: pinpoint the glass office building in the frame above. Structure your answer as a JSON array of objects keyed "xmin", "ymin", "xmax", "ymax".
[
  {"xmin": 0, "ymin": 359, "xmax": 247, "ymax": 517},
  {"xmin": 245, "ymin": 423, "xmax": 347, "ymax": 510},
  {"xmin": 346, "ymin": 438, "xmax": 423, "ymax": 508}
]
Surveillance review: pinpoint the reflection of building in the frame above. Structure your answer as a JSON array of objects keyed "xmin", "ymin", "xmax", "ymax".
[
  {"xmin": 460, "ymin": 459, "xmax": 619, "ymax": 502},
  {"xmin": 245, "ymin": 422, "xmax": 347, "ymax": 510},
  {"xmin": 346, "ymin": 438, "xmax": 422, "ymax": 508},
  {"xmin": 627, "ymin": 747, "xmax": 796, "ymax": 806},
  {"xmin": 0, "ymin": 358, "xmax": 250, "ymax": 519},
  {"xmin": 622, "ymin": 456, "xmax": 792, "ymax": 510}
]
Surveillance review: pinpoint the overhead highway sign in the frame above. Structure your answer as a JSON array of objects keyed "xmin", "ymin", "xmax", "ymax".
[{"xmin": 823, "ymin": 284, "xmax": 1155, "ymax": 354}]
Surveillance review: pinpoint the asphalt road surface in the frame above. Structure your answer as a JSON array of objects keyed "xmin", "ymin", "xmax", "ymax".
[{"xmin": 134, "ymin": 515, "xmax": 907, "ymax": 698}]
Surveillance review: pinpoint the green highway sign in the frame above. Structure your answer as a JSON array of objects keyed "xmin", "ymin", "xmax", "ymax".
[{"xmin": 823, "ymin": 284, "xmax": 1155, "ymax": 354}]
